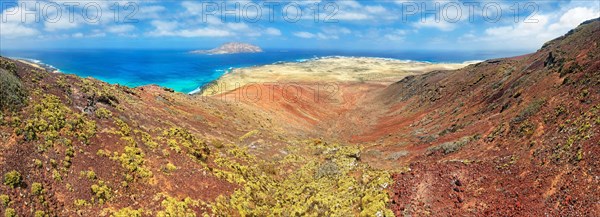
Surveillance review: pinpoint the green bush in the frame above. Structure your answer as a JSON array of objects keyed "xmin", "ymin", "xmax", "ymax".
[
  {"xmin": 0, "ymin": 194, "xmax": 9, "ymax": 206},
  {"xmin": 34, "ymin": 210, "xmax": 46, "ymax": 217},
  {"xmin": 427, "ymin": 135, "xmax": 479, "ymax": 154},
  {"xmin": 111, "ymin": 145, "xmax": 153, "ymax": 180},
  {"xmin": 80, "ymin": 170, "xmax": 96, "ymax": 180},
  {"xmin": 163, "ymin": 127, "xmax": 210, "ymax": 161},
  {"xmin": 162, "ymin": 163, "xmax": 177, "ymax": 173},
  {"xmin": 4, "ymin": 208, "xmax": 16, "ymax": 217},
  {"xmin": 31, "ymin": 182, "xmax": 43, "ymax": 195},
  {"xmin": 91, "ymin": 180, "xmax": 112, "ymax": 204},
  {"xmin": 95, "ymin": 107, "xmax": 112, "ymax": 119},
  {"xmin": 513, "ymin": 99, "xmax": 546, "ymax": 123},
  {"xmin": 74, "ymin": 199, "xmax": 89, "ymax": 207},
  {"xmin": 156, "ymin": 194, "xmax": 199, "ymax": 217},
  {"xmin": 0, "ymin": 59, "xmax": 17, "ymax": 74},
  {"xmin": 110, "ymin": 207, "xmax": 144, "ymax": 217},
  {"xmin": 0, "ymin": 68, "xmax": 27, "ymax": 111},
  {"xmin": 3, "ymin": 170, "xmax": 21, "ymax": 188},
  {"xmin": 315, "ymin": 161, "xmax": 340, "ymax": 179}
]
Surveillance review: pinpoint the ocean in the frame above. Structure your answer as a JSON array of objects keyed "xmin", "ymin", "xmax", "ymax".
[{"xmin": 0, "ymin": 49, "xmax": 528, "ymax": 94}]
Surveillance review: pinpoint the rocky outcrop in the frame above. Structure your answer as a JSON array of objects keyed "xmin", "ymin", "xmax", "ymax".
[{"xmin": 191, "ymin": 42, "xmax": 263, "ymax": 55}]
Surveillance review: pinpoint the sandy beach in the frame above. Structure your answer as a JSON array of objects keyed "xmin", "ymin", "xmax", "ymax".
[
  {"xmin": 16, "ymin": 59, "xmax": 59, "ymax": 73},
  {"xmin": 199, "ymin": 56, "xmax": 477, "ymax": 96}
]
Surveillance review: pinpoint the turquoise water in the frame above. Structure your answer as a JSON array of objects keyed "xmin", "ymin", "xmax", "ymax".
[{"xmin": 0, "ymin": 49, "xmax": 527, "ymax": 93}]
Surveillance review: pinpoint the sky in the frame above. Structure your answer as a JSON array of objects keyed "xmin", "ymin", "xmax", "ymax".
[{"xmin": 1, "ymin": 0, "xmax": 599, "ymax": 51}]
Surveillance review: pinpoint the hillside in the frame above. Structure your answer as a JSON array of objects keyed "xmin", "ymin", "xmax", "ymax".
[{"xmin": 1, "ymin": 18, "xmax": 599, "ymax": 216}]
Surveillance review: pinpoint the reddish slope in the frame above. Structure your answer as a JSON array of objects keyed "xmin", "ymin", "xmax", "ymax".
[
  {"xmin": 374, "ymin": 18, "xmax": 600, "ymax": 216},
  {"xmin": 221, "ymin": 18, "xmax": 600, "ymax": 215}
]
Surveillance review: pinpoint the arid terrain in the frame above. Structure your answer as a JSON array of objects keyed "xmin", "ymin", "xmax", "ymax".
[
  {"xmin": 200, "ymin": 57, "xmax": 473, "ymax": 96},
  {"xmin": 1, "ymin": 19, "xmax": 599, "ymax": 216}
]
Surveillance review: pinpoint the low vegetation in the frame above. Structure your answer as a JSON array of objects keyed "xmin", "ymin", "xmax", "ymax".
[
  {"xmin": 16, "ymin": 94, "xmax": 96, "ymax": 146},
  {"xmin": 162, "ymin": 127, "xmax": 210, "ymax": 162},
  {"xmin": 3, "ymin": 170, "xmax": 22, "ymax": 188},
  {"xmin": 0, "ymin": 194, "xmax": 9, "ymax": 206},
  {"xmin": 91, "ymin": 180, "xmax": 112, "ymax": 204},
  {"xmin": 4, "ymin": 208, "xmax": 16, "ymax": 217},
  {"xmin": 155, "ymin": 193, "xmax": 200, "ymax": 217},
  {"xmin": 427, "ymin": 135, "xmax": 480, "ymax": 155},
  {"xmin": 0, "ymin": 68, "xmax": 27, "ymax": 111},
  {"xmin": 212, "ymin": 140, "xmax": 394, "ymax": 216},
  {"xmin": 31, "ymin": 182, "xmax": 43, "ymax": 195},
  {"xmin": 108, "ymin": 207, "xmax": 144, "ymax": 217}
]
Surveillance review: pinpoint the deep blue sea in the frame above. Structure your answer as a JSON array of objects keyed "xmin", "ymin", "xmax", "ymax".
[{"xmin": 0, "ymin": 49, "xmax": 528, "ymax": 93}]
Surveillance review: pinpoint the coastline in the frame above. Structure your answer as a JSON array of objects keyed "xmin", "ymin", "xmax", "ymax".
[
  {"xmin": 12, "ymin": 57, "xmax": 60, "ymax": 73},
  {"xmin": 7, "ymin": 55, "xmax": 481, "ymax": 95}
]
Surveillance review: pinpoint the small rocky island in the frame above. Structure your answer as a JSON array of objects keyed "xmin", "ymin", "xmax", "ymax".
[{"xmin": 191, "ymin": 42, "xmax": 263, "ymax": 55}]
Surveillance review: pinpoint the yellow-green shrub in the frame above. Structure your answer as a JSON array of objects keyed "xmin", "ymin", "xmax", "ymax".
[
  {"xmin": 31, "ymin": 182, "xmax": 43, "ymax": 195},
  {"xmin": 0, "ymin": 194, "xmax": 9, "ymax": 206},
  {"xmin": 91, "ymin": 180, "xmax": 111, "ymax": 204},
  {"xmin": 162, "ymin": 127, "xmax": 209, "ymax": 161},
  {"xmin": 4, "ymin": 208, "xmax": 16, "ymax": 217},
  {"xmin": 3, "ymin": 170, "xmax": 21, "ymax": 188},
  {"xmin": 95, "ymin": 107, "xmax": 112, "ymax": 119},
  {"xmin": 155, "ymin": 194, "xmax": 199, "ymax": 217},
  {"xmin": 109, "ymin": 207, "xmax": 144, "ymax": 217}
]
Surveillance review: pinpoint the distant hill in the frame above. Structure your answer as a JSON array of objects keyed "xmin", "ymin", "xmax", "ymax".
[{"xmin": 191, "ymin": 42, "xmax": 263, "ymax": 55}]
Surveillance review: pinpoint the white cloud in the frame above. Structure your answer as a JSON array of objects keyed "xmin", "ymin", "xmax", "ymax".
[
  {"xmin": 181, "ymin": 1, "xmax": 203, "ymax": 15},
  {"xmin": 293, "ymin": 26, "xmax": 351, "ymax": 40},
  {"xmin": 334, "ymin": 12, "xmax": 370, "ymax": 21},
  {"xmin": 44, "ymin": 16, "xmax": 80, "ymax": 31},
  {"xmin": 337, "ymin": 0, "xmax": 361, "ymax": 8},
  {"xmin": 0, "ymin": 22, "xmax": 39, "ymax": 38},
  {"xmin": 294, "ymin": 31, "xmax": 315, "ymax": 38},
  {"xmin": 315, "ymin": 0, "xmax": 393, "ymax": 21},
  {"xmin": 148, "ymin": 20, "xmax": 232, "ymax": 37},
  {"xmin": 265, "ymin": 27, "xmax": 281, "ymax": 36},
  {"xmin": 147, "ymin": 20, "xmax": 179, "ymax": 36},
  {"xmin": 70, "ymin": 30, "xmax": 106, "ymax": 38},
  {"xmin": 226, "ymin": 22, "xmax": 249, "ymax": 31},
  {"xmin": 322, "ymin": 26, "xmax": 351, "ymax": 35},
  {"xmin": 473, "ymin": 6, "xmax": 599, "ymax": 49},
  {"xmin": 548, "ymin": 7, "xmax": 599, "ymax": 33},
  {"xmin": 0, "ymin": 2, "xmax": 40, "ymax": 38},
  {"xmin": 316, "ymin": 33, "xmax": 338, "ymax": 40},
  {"xmin": 384, "ymin": 30, "xmax": 408, "ymax": 41},
  {"xmin": 410, "ymin": 2, "xmax": 470, "ymax": 32},
  {"xmin": 178, "ymin": 28, "xmax": 232, "ymax": 37},
  {"xmin": 293, "ymin": 30, "xmax": 342, "ymax": 40},
  {"xmin": 136, "ymin": 5, "xmax": 166, "ymax": 19},
  {"xmin": 72, "ymin": 32, "xmax": 84, "ymax": 38},
  {"xmin": 365, "ymin": 5, "xmax": 386, "ymax": 14}
]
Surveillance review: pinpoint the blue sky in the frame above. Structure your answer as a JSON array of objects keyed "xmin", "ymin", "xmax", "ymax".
[{"xmin": 1, "ymin": 0, "xmax": 598, "ymax": 51}]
